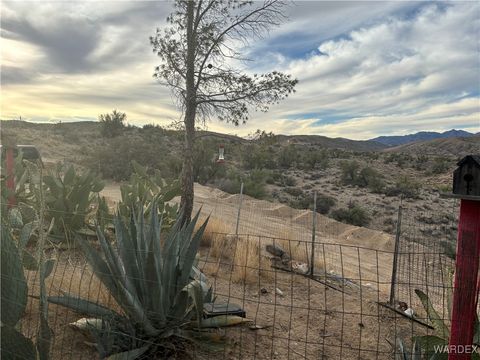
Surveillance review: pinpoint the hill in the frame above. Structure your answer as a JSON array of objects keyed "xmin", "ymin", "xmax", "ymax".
[
  {"xmin": 276, "ymin": 134, "xmax": 387, "ymax": 151},
  {"xmin": 385, "ymin": 134, "xmax": 480, "ymax": 157},
  {"xmin": 372, "ymin": 129, "xmax": 475, "ymax": 147}
]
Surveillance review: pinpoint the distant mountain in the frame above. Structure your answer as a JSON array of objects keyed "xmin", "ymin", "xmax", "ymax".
[
  {"xmin": 371, "ymin": 129, "xmax": 475, "ymax": 147},
  {"xmin": 276, "ymin": 134, "xmax": 387, "ymax": 151},
  {"xmin": 385, "ymin": 134, "xmax": 480, "ymax": 157}
]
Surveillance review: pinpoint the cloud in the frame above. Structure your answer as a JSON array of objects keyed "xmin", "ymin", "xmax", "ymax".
[
  {"xmin": 253, "ymin": 2, "xmax": 480, "ymax": 138},
  {"xmin": 1, "ymin": 1, "xmax": 478, "ymax": 139}
]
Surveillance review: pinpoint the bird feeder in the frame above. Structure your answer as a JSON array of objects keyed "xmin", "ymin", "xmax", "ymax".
[
  {"xmin": 445, "ymin": 155, "xmax": 480, "ymax": 360},
  {"xmin": 216, "ymin": 144, "xmax": 225, "ymax": 164}
]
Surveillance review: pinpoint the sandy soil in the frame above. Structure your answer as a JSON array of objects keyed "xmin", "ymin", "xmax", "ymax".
[
  {"xmin": 20, "ymin": 248, "xmax": 431, "ymax": 360},
  {"xmin": 101, "ymin": 183, "xmax": 395, "ymax": 297}
]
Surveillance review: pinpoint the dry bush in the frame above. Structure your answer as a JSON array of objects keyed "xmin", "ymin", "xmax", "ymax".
[
  {"xmin": 230, "ymin": 236, "xmax": 273, "ymax": 284},
  {"xmin": 197, "ymin": 217, "xmax": 231, "ymax": 247}
]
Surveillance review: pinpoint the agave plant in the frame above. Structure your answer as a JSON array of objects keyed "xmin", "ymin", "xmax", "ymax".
[
  {"xmin": 414, "ymin": 289, "xmax": 480, "ymax": 360},
  {"xmin": 396, "ymin": 338, "xmax": 422, "ymax": 360},
  {"xmin": 49, "ymin": 202, "xmax": 243, "ymax": 358}
]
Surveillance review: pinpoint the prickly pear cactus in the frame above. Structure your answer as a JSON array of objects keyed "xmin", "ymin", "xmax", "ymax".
[{"xmin": 1, "ymin": 224, "xmax": 35, "ymax": 359}]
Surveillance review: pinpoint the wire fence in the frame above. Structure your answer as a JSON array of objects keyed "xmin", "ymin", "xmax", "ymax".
[
  {"xmin": 389, "ymin": 200, "xmax": 460, "ymax": 322},
  {"xmin": 4, "ymin": 234, "xmax": 446, "ymax": 360},
  {"xmin": 1, "ymin": 182, "xmax": 474, "ymax": 359}
]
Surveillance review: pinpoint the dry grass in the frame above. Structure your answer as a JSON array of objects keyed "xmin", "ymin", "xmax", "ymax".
[
  {"xmin": 230, "ymin": 236, "xmax": 273, "ymax": 283},
  {"xmin": 197, "ymin": 216, "xmax": 232, "ymax": 247},
  {"xmin": 198, "ymin": 219, "xmax": 324, "ymax": 284}
]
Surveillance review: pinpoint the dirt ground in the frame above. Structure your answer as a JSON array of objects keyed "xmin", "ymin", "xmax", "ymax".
[
  {"xmin": 19, "ymin": 246, "xmax": 432, "ymax": 360},
  {"xmin": 101, "ymin": 182, "xmax": 395, "ymax": 296}
]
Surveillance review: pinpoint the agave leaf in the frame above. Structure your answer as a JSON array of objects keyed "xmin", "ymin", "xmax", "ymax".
[
  {"xmin": 96, "ymin": 229, "xmax": 127, "ymax": 288},
  {"xmin": 178, "ymin": 216, "xmax": 209, "ymax": 290},
  {"xmin": 48, "ymin": 295, "xmax": 122, "ymax": 319},
  {"xmin": 415, "ymin": 289, "xmax": 449, "ymax": 338},
  {"xmin": 106, "ymin": 345, "xmax": 150, "ymax": 360},
  {"xmin": 200, "ymin": 315, "xmax": 252, "ymax": 328},
  {"xmin": 0, "ymin": 325, "xmax": 36, "ymax": 360},
  {"xmin": 411, "ymin": 340, "xmax": 422, "ymax": 360},
  {"xmin": 414, "ymin": 335, "xmax": 447, "ymax": 359},
  {"xmin": 78, "ymin": 235, "xmax": 158, "ymax": 336},
  {"xmin": 395, "ymin": 337, "xmax": 408, "ymax": 360},
  {"xmin": 185, "ymin": 280, "xmax": 204, "ymax": 327},
  {"xmin": 114, "ymin": 216, "xmax": 141, "ymax": 299}
]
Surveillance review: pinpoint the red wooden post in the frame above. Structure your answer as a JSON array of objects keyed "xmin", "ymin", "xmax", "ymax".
[
  {"xmin": 5, "ymin": 147, "xmax": 16, "ymax": 208},
  {"xmin": 448, "ymin": 199, "xmax": 480, "ymax": 359}
]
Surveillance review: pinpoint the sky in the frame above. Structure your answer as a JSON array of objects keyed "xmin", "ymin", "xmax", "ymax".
[{"xmin": 1, "ymin": 1, "xmax": 479, "ymax": 140}]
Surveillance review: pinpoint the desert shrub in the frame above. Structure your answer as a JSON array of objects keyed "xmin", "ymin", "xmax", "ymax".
[
  {"xmin": 99, "ymin": 109, "xmax": 126, "ymax": 138},
  {"xmin": 284, "ymin": 187, "xmax": 303, "ymax": 197},
  {"xmin": 287, "ymin": 192, "xmax": 335, "ymax": 214},
  {"xmin": 242, "ymin": 144, "xmax": 276, "ymax": 170},
  {"xmin": 282, "ymin": 175, "xmax": 297, "ymax": 186},
  {"xmin": 332, "ymin": 203, "xmax": 370, "ymax": 227},
  {"xmin": 277, "ymin": 144, "xmax": 298, "ymax": 168},
  {"xmin": 385, "ymin": 176, "xmax": 421, "ymax": 199},
  {"xmin": 430, "ymin": 156, "xmax": 450, "ymax": 174},
  {"xmin": 302, "ymin": 149, "xmax": 329, "ymax": 170},
  {"xmin": 219, "ymin": 177, "xmax": 242, "ymax": 194},
  {"xmin": 289, "ymin": 195, "xmax": 310, "ymax": 210},
  {"xmin": 220, "ymin": 169, "xmax": 268, "ymax": 199},
  {"xmin": 243, "ymin": 170, "xmax": 269, "ymax": 199},
  {"xmin": 383, "ymin": 153, "xmax": 414, "ymax": 168},
  {"xmin": 86, "ymin": 134, "xmax": 180, "ymax": 181},
  {"xmin": 315, "ymin": 194, "xmax": 336, "ymax": 214},
  {"xmin": 357, "ymin": 167, "xmax": 385, "ymax": 193},
  {"xmin": 339, "ymin": 160, "xmax": 360, "ymax": 184}
]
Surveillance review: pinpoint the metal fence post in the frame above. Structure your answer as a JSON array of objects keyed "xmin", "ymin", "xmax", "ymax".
[
  {"xmin": 310, "ymin": 192, "xmax": 317, "ymax": 277},
  {"xmin": 389, "ymin": 198, "xmax": 403, "ymax": 305},
  {"xmin": 235, "ymin": 182, "xmax": 244, "ymax": 236}
]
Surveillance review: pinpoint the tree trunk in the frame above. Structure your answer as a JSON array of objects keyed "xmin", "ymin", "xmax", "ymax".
[{"xmin": 180, "ymin": 0, "xmax": 196, "ymax": 225}]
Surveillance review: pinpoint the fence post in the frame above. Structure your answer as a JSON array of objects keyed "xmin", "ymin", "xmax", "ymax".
[
  {"xmin": 235, "ymin": 182, "xmax": 244, "ymax": 236},
  {"xmin": 389, "ymin": 198, "xmax": 403, "ymax": 306},
  {"xmin": 310, "ymin": 192, "xmax": 317, "ymax": 277}
]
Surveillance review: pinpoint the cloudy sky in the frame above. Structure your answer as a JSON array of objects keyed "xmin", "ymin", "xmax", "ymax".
[{"xmin": 1, "ymin": 1, "xmax": 479, "ymax": 139}]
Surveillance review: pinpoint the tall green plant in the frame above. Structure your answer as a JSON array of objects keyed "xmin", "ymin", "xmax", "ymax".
[
  {"xmin": 414, "ymin": 289, "xmax": 480, "ymax": 360},
  {"xmin": 1, "ymin": 214, "xmax": 55, "ymax": 359},
  {"xmin": 49, "ymin": 203, "xmax": 242, "ymax": 358},
  {"xmin": 118, "ymin": 161, "xmax": 179, "ymax": 231},
  {"xmin": 42, "ymin": 163, "xmax": 104, "ymax": 241}
]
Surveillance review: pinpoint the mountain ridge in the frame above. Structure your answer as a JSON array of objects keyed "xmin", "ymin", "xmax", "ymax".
[{"xmin": 371, "ymin": 129, "xmax": 476, "ymax": 147}]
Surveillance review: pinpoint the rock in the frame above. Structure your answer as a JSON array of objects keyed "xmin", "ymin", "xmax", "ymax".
[
  {"xmin": 275, "ymin": 288, "xmax": 284, "ymax": 297},
  {"xmin": 266, "ymin": 244, "xmax": 285, "ymax": 257},
  {"xmin": 292, "ymin": 261, "xmax": 309, "ymax": 274},
  {"xmin": 404, "ymin": 308, "xmax": 415, "ymax": 317}
]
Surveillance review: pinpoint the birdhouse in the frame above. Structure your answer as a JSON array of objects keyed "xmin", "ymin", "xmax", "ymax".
[
  {"xmin": 453, "ymin": 155, "xmax": 480, "ymax": 197},
  {"xmin": 216, "ymin": 144, "xmax": 225, "ymax": 164}
]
